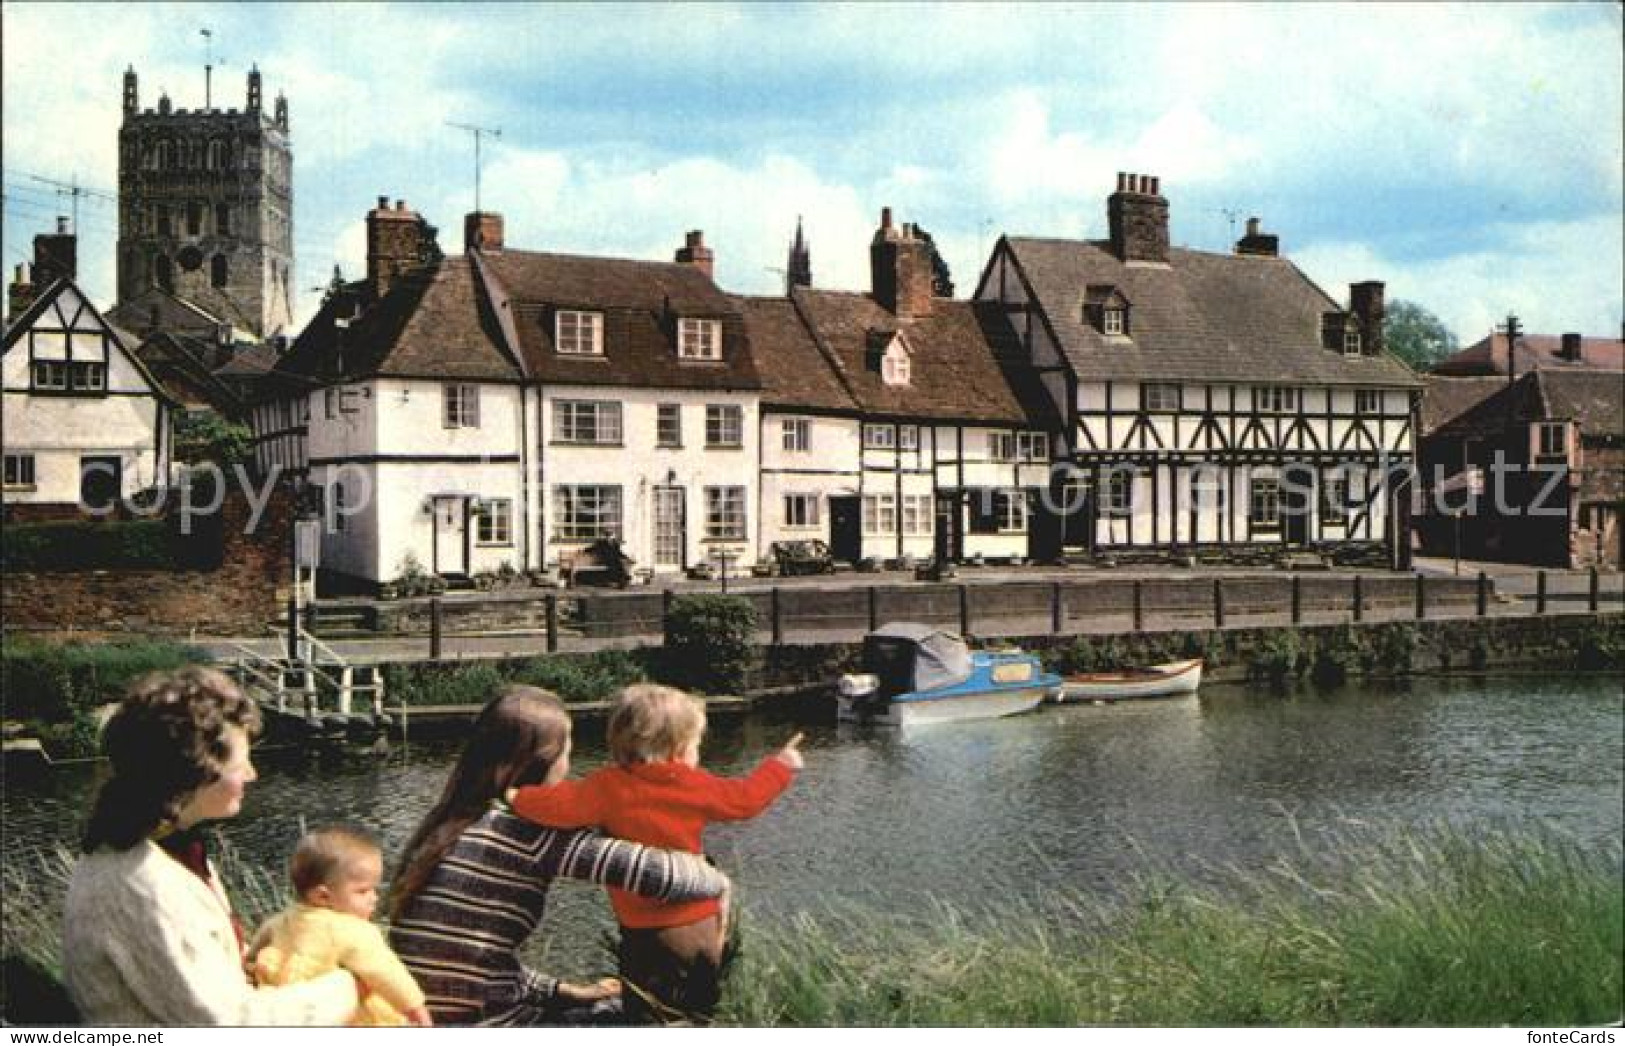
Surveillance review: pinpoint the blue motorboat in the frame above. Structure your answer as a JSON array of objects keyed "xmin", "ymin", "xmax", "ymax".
[{"xmin": 837, "ymin": 623, "xmax": 1061, "ymax": 726}]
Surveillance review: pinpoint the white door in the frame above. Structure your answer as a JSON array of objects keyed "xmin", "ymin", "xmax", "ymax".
[
  {"xmin": 432, "ymin": 497, "xmax": 468, "ymax": 576},
  {"xmin": 654, "ymin": 487, "xmax": 685, "ymax": 569}
]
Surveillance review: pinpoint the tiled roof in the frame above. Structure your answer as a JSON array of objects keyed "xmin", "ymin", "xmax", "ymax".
[
  {"xmin": 1433, "ymin": 333, "xmax": 1625, "ymax": 376},
  {"xmin": 735, "ymin": 296, "xmax": 854, "ymax": 412},
  {"xmin": 1421, "ymin": 376, "xmax": 1506, "ymax": 434},
  {"xmin": 1000, "ymin": 237, "xmax": 1424, "ymax": 388},
  {"xmin": 784, "ymin": 289, "xmax": 1060, "ymax": 427},
  {"xmin": 133, "ymin": 332, "xmax": 246, "ymax": 416},
  {"xmin": 480, "ymin": 250, "xmax": 760, "ymax": 391},
  {"xmin": 1429, "ymin": 370, "xmax": 1625, "ymax": 439},
  {"xmin": 274, "ymin": 258, "xmax": 520, "ymax": 386}
]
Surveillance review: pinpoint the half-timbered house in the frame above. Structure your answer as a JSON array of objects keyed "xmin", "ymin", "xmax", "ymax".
[{"xmin": 975, "ymin": 173, "xmax": 1423, "ymax": 566}]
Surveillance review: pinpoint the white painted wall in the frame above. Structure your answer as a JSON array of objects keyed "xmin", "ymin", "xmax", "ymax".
[{"xmin": 759, "ymin": 412, "xmax": 860, "ymax": 554}]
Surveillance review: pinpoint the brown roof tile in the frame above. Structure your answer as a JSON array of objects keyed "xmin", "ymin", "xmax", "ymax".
[
  {"xmin": 1421, "ymin": 376, "xmax": 1507, "ymax": 434},
  {"xmin": 481, "ymin": 250, "xmax": 761, "ymax": 391},
  {"xmin": 1429, "ymin": 370, "xmax": 1625, "ymax": 440},
  {"xmin": 1001, "ymin": 237, "xmax": 1424, "ymax": 388},
  {"xmin": 735, "ymin": 296, "xmax": 854, "ymax": 412},
  {"xmin": 1432, "ymin": 333, "xmax": 1625, "ymax": 376}
]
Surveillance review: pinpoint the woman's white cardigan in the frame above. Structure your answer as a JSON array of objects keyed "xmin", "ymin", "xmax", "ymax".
[{"xmin": 63, "ymin": 841, "xmax": 357, "ymax": 1026}]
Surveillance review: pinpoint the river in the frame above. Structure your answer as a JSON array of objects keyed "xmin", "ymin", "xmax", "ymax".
[{"xmin": 5, "ymin": 672, "xmax": 1621, "ymax": 978}]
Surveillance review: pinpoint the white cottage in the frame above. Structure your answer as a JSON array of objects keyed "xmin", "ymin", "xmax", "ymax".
[
  {"xmin": 975, "ymin": 173, "xmax": 1424, "ymax": 566},
  {"xmin": 3, "ymin": 276, "xmax": 173, "ymax": 517},
  {"xmin": 744, "ymin": 209, "xmax": 1060, "ymax": 565}
]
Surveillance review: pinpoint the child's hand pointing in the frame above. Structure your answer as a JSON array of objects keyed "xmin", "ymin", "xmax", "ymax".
[{"xmin": 774, "ymin": 732, "xmax": 806, "ymax": 771}]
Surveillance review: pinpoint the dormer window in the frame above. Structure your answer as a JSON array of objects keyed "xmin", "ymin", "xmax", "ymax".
[
  {"xmin": 678, "ymin": 317, "xmax": 722, "ymax": 360},
  {"xmin": 1343, "ymin": 329, "xmax": 1362, "ymax": 355},
  {"xmin": 882, "ymin": 340, "xmax": 911, "ymax": 386},
  {"xmin": 556, "ymin": 310, "xmax": 604, "ymax": 355},
  {"xmin": 1084, "ymin": 284, "xmax": 1132, "ymax": 337}
]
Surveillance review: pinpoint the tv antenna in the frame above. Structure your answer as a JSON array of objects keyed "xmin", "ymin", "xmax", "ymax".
[
  {"xmin": 24, "ymin": 172, "xmax": 115, "ymax": 233},
  {"xmin": 1213, "ymin": 207, "xmax": 1242, "ymax": 242},
  {"xmin": 447, "ymin": 121, "xmax": 502, "ymax": 214}
]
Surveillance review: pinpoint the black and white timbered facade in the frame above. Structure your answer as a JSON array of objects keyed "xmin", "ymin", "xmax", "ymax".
[{"xmin": 975, "ymin": 173, "xmax": 1424, "ymax": 566}]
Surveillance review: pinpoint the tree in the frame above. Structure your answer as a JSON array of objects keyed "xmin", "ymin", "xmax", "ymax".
[
  {"xmin": 173, "ymin": 410, "xmax": 252, "ymax": 467},
  {"xmin": 1384, "ymin": 299, "xmax": 1460, "ymax": 371}
]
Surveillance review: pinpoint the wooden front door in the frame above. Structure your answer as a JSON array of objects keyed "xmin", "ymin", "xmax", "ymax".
[
  {"xmin": 829, "ymin": 496, "xmax": 862, "ymax": 564},
  {"xmin": 934, "ymin": 493, "xmax": 962, "ymax": 563},
  {"xmin": 653, "ymin": 486, "xmax": 686, "ymax": 570},
  {"xmin": 431, "ymin": 496, "xmax": 469, "ymax": 576}
]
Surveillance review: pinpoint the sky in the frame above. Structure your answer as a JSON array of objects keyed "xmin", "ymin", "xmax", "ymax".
[{"xmin": 3, "ymin": 1, "xmax": 1621, "ymax": 343}]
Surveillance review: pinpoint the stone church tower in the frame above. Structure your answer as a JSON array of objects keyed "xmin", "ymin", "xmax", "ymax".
[{"xmin": 115, "ymin": 65, "xmax": 293, "ymax": 339}]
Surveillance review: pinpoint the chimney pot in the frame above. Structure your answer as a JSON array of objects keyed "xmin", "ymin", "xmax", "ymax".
[
  {"xmin": 56, "ymin": 216, "xmax": 69, "ymax": 235},
  {"xmin": 395, "ymin": 199, "xmax": 405, "ymax": 211},
  {"xmin": 674, "ymin": 228, "xmax": 715, "ymax": 278},
  {"xmin": 1116, "ymin": 172, "xmax": 1127, "ymax": 191},
  {"xmin": 881, "ymin": 206, "xmax": 893, "ymax": 230},
  {"xmin": 1149, "ymin": 176, "xmax": 1160, "ymax": 195},
  {"xmin": 377, "ymin": 195, "xmax": 388, "ymax": 210},
  {"xmin": 1560, "ymin": 332, "xmax": 1583, "ymax": 361},
  {"xmin": 1246, "ymin": 216, "xmax": 1260, "ymax": 236}
]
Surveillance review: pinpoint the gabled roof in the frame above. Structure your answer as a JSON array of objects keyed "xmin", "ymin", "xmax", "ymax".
[
  {"xmin": 735, "ymin": 295, "xmax": 855, "ymax": 412},
  {"xmin": 3, "ymin": 276, "xmax": 177, "ymax": 406},
  {"xmin": 133, "ymin": 331, "xmax": 247, "ymax": 416},
  {"xmin": 1432, "ymin": 332, "xmax": 1625, "ymax": 376},
  {"xmin": 479, "ymin": 250, "xmax": 760, "ymax": 391},
  {"xmin": 996, "ymin": 237, "xmax": 1423, "ymax": 388},
  {"xmin": 784, "ymin": 288, "xmax": 1060, "ymax": 427},
  {"xmin": 1429, "ymin": 369, "xmax": 1625, "ymax": 440},
  {"xmin": 274, "ymin": 258, "xmax": 521, "ymax": 387},
  {"xmin": 1421, "ymin": 376, "xmax": 1505, "ymax": 435}
]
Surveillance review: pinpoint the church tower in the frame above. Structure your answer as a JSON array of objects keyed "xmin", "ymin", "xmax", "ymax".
[{"xmin": 115, "ymin": 65, "xmax": 294, "ymax": 339}]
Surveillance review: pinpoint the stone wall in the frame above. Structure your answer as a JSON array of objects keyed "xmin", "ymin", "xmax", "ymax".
[{"xmin": 2, "ymin": 487, "xmax": 295, "ymax": 635}]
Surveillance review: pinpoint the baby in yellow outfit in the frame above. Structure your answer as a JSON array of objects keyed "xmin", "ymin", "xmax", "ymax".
[{"xmin": 250, "ymin": 826, "xmax": 431, "ymax": 1027}]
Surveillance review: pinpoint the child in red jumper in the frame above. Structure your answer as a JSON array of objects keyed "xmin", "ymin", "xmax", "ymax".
[{"xmin": 508, "ymin": 683, "xmax": 803, "ymax": 1024}]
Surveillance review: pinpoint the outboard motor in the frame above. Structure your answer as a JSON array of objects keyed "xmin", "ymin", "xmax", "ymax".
[{"xmin": 838, "ymin": 672, "xmax": 885, "ymax": 718}]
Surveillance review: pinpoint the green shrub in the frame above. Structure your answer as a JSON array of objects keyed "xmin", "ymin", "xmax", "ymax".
[
  {"xmin": 513, "ymin": 649, "xmax": 647, "ymax": 703},
  {"xmin": 0, "ymin": 638, "xmax": 208, "ymax": 756},
  {"xmin": 0, "ymin": 520, "xmax": 183, "ymax": 572},
  {"xmin": 664, "ymin": 594, "xmax": 758, "ymax": 694},
  {"xmin": 1248, "ymin": 629, "xmax": 1303, "ymax": 687}
]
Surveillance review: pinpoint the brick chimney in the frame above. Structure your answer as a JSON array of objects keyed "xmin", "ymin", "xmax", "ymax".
[
  {"xmin": 675, "ymin": 230, "xmax": 714, "ymax": 279},
  {"xmin": 1235, "ymin": 215, "xmax": 1279, "ymax": 258},
  {"xmin": 367, "ymin": 196, "xmax": 424, "ymax": 300},
  {"xmin": 8, "ymin": 262, "xmax": 35, "ymax": 321},
  {"xmin": 1107, "ymin": 172, "xmax": 1170, "ymax": 264},
  {"xmin": 870, "ymin": 207, "xmax": 935, "ymax": 318},
  {"xmin": 464, "ymin": 211, "xmax": 505, "ymax": 253},
  {"xmin": 32, "ymin": 216, "xmax": 77, "ymax": 288},
  {"xmin": 1350, "ymin": 281, "xmax": 1386, "ymax": 357},
  {"xmin": 1560, "ymin": 332, "xmax": 1583, "ymax": 362}
]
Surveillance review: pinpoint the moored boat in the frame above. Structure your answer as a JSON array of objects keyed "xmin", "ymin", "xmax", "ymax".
[
  {"xmin": 1057, "ymin": 658, "xmax": 1204, "ymax": 702},
  {"xmin": 837, "ymin": 623, "xmax": 1061, "ymax": 726}
]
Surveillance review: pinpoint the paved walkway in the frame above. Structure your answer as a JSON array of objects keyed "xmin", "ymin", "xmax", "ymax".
[{"xmin": 194, "ymin": 560, "xmax": 1622, "ymax": 666}]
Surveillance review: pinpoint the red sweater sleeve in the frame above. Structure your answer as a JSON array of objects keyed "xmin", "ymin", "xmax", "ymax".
[
  {"xmin": 510, "ymin": 774, "xmax": 609, "ymax": 828},
  {"xmin": 691, "ymin": 757, "xmax": 795, "ymax": 821}
]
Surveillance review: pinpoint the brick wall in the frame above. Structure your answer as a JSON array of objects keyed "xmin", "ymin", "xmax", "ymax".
[{"xmin": 2, "ymin": 487, "xmax": 295, "ymax": 635}]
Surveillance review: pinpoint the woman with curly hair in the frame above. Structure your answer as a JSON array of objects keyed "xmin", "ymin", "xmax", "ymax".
[{"xmin": 62, "ymin": 667, "xmax": 359, "ymax": 1025}]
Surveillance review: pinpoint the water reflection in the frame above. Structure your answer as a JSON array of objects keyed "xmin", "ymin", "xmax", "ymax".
[{"xmin": 6, "ymin": 674, "xmax": 1620, "ymax": 977}]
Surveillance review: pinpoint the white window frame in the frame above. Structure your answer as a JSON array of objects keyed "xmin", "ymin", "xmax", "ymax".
[
  {"xmin": 782, "ymin": 418, "xmax": 811, "ymax": 453},
  {"xmin": 552, "ymin": 485, "xmax": 623, "ymax": 542},
  {"xmin": 1343, "ymin": 329, "xmax": 1362, "ymax": 355},
  {"xmin": 1254, "ymin": 385, "xmax": 1298, "ymax": 413},
  {"xmin": 902, "ymin": 494, "xmax": 934, "ymax": 535},
  {"xmin": 782, "ymin": 493, "xmax": 820, "ymax": 529},
  {"xmin": 69, "ymin": 362, "xmax": 106, "ymax": 392},
  {"xmin": 1249, "ymin": 477, "xmax": 1281, "ymax": 528},
  {"xmin": 1321, "ymin": 475, "xmax": 1349, "ymax": 526},
  {"xmin": 1103, "ymin": 469, "xmax": 1135, "ymax": 516},
  {"xmin": 656, "ymin": 403, "xmax": 682, "ymax": 448},
  {"xmin": 705, "ymin": 404, "xmax": 743, "ymax": 447},
  {"xmin": 554, "ymin": 400, "xmax": 623, "ymax": 445},
  {"xmin": 555, "ymin": 310, "xmax": 604, "ymax": 355},
  {"xmin": 704, "ymin": 485, "xmax": 747, "ymax": 541},
  {"xmin": 863, "ymin": 493, "xmax": 897, "ymax": 535},
  {"xmin": 863, "ymin": 423, "xmax": 896, "ymax": 451},
  {"xmin": 678, "ymin": 317, "xmax": 723, "ymax": 360},
  {"xmin": 477, "ymin": 498, "xmax": 513, "ymax": 546},
  {"xmin": 1017, "ymin": 432, "xmax": 1049, "ymax": 461},
  {"xmin": 3, "ymin": 453, "xmax": 37, "ymax": 490},
  {"xmin": 31, "ymin": 361, "xmax": 67, "ymax": 390},
  {"xmin": 995, "ymin": 489, "xmax": 1028, "ymax": 534},
  {"xmin": 899, "ymin": 425, "xmax": 919, "ymax": 452},
  {"xmin": 1142, "ymin": 383, "xmax": 1181, "ymax": 412},
  {"xmin": 882, "ymin": 344, "xmax": 911, "ymax": 386},
  {"xmin": 1536, "ymin": 422, "xmax": 1566, "ymax": 457},
  {"xmin": 1355, "ymin": 390, "xmax": 1381, "ymax": 415},
  {"xmin": 444, "ymin": 383, "xmax": 481, "ymax": 429},
  {"xmin": 1103, "ymin": 307, "xmax": 1125, "ymax": 336},
  {"xmin": 989, "ymin": 432, "xmax": 1017, "ymax": 462}
]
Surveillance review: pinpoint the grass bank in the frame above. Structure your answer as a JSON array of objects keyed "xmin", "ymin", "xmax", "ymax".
[{"xmin": 4, "ymin": 825, "xmax": 1617, "ymax": 1026}]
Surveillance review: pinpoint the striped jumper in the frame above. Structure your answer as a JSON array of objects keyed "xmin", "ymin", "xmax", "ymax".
[{"xmin": 388, "ymin": 804, "xmax": 727, "ymax": 1026}]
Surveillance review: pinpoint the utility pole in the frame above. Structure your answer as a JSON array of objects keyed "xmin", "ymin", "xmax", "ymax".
[{"xmin": 447, "ymin": 121, "xmax": 502, "ymax": 214}]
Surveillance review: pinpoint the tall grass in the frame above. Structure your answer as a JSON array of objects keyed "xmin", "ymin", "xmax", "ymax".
[{"xmin": 5, "ymin": 826, "xmax": 1618, "ymax": 1026}]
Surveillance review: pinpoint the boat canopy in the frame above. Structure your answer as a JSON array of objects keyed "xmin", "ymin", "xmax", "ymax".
[{"xmin": 863, "ymin": 623, "xmax": 974, "ymax": 695}]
